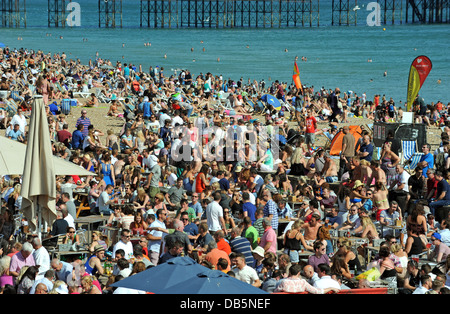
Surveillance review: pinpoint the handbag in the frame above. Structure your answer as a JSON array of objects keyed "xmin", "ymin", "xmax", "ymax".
[{"xmin": 355, "ymin": 267, "xmax": 381, "ymax": 282}]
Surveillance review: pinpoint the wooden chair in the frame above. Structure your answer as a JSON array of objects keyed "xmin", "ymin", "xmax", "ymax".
[{"xmin": 76, "ymin": 193, "xmax": 91, "ymax": 218}]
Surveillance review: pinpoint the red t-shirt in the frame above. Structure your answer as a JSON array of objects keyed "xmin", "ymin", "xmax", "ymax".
[
  {"xmin": 57, "ymin": 129, "xmax": 72, "ymax": 144},
  {"xmin": 305, "ymin": 116, "xmax": 317, "ymax": 134},
  {"xmin": 427, "ymin": 177, "xmax": 439, "ymax": 199}
]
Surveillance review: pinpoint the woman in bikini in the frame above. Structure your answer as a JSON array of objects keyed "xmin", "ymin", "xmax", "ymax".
[
  {"xmin": 349, "ymin": 180, "xmax": 371, "ymax": 208},
  {"xmin": 373, "ymin": 180, "xmax": 390, "ymax": 221}
]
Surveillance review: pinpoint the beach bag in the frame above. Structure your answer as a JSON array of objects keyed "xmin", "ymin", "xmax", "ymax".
[{"xmin": 355, "ymin": 267, "xmax": 381, "ymax": 282}]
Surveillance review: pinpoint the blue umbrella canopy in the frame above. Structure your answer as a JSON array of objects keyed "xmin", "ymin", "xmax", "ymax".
[
  {"xmin": 0, "ymin": 43, "xmax": 5, "ymax": 48},
  {"xmin": 110, "ymin": 256, "xmax": 209, "ymax": 293},
  {"xmin": 170, "ymin": 269, "xmax": 268, "ymax": 295},
  {"xmin": 261, "ymin": 94, "xmax": 281, "ymax": 110}
]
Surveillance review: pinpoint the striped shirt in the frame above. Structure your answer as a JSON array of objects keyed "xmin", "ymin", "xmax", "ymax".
[
  {"xmin": 75, "ymin": 117, "xmax": 91, "ymax": 136},
  {"xmin": 253, "ymin": 218, "xmax": 265, "ymax": 237},
  {"xmin": 230, "ymin": 236, "xmax": 255, "ymax": 266}
]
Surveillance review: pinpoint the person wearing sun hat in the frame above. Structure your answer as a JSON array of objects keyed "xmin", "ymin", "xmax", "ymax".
[
  {"xmin": 353, "ymin": 180, "xmax": 364, "ymax": 189},
  {"xmin": 348, "ymin": 180, "xmax": 370, "ymax": 208},
  {"xmin": 84, "ymin": 244, "xmax": 106, "ymax": 277},
  {"xmin": 251, "ymin": 246, "xmax": 265, "ymax": 272}
]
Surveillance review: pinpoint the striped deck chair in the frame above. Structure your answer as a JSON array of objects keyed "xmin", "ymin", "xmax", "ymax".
[
  {"xmin": 10, "ymin": 91, "xmax": 24, "ymax": 102},
  {"xmin": 401, "ymin": 140, "xmax": 417, "ymax": 165},
  {"xmin": 401, "ymin": 140, "xmax": 423, "ymax": 173},
  {"xmin": 405, "ymin": 152, "xmax": 424, "ymax": 173},
  {"xmin": 373, "ymin": 146, "xmax": 382, "ymax": 161}
]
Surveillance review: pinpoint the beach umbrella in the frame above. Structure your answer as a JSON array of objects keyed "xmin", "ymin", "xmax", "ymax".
[
  {"xmin": 167, "ymin": 269, "xmax": 268, "ymax": 294},
  {"xmin": 261, "ymin": 94, "xmax": 281, "ymax": 111},
  {"xmin": 110, "ymin": 257, "xmax": 210, "ymax": 293},
  {"xmin": 0, "ymin": 136, "xmax": 95, "ymax": 176},
  {"xmin": 0, "ymin": 43, "xmax": 5, "ymax": 48},
  {"xmin": 20, "ymin": 97, "xmax": 57, "ymax": 238}
]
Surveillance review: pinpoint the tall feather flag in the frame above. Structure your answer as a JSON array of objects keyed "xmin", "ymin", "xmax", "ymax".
[
  {"xmin": 292, "ymin": 61, "xmax": 304, "ymax": 94},
  {"xmin": 406, "ymin": 55, "xmax": 432, "ymax": 112}
]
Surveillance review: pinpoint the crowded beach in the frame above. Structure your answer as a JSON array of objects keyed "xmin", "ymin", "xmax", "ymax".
[{"xmin": 0, "ymin": 46, "xmax": 449, "ymax": 295}]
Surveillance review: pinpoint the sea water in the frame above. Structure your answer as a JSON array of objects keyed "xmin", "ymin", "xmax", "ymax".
[{"xmin": 0, "ymin": 0, "xmax": 449, "ymax": 103}]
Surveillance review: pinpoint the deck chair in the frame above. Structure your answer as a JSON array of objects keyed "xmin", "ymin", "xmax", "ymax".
[
  {"xmin": 401, "ymin": 140, "xmax": 417, "ymax": 165},
  {"xmin": 54, "ymin": 82, "xmax": 67, "ymax": 93},
  {"xmin": 10, "ymin": 91, "xmax": 24, "ymax": 103},
  {"xmin": 95, "ymin": 88, "xmax": 111, "ymax": 104},
  {"xmin": 401, "ymin": 140, "xmax": 423, "ymax": 173},
  {"xmin": 404, "ymin": 152, "xmax": 424, "ymax": 174},
  {"xmin": 374, "ymin": 146, "xmax": 382, "ymax": 161},
  {"xmin": 4, "ymin": 99, "xmax": 18, "ymax": 117}
]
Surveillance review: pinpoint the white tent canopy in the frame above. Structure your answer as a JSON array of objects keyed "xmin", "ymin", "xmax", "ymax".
[{"xmin": 0, "ymin": 135, "xmax": 95, "ymax": 176}]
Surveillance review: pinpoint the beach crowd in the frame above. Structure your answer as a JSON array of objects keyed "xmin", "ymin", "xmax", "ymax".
[{"xmin": 0, "ymin": 46, "xmax": 450, "ymax": 294}]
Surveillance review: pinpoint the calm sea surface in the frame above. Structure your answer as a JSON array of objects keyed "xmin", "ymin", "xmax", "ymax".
[{"xmin": 1, "ymin": 0, "xmax": 449, "ymax": 103}]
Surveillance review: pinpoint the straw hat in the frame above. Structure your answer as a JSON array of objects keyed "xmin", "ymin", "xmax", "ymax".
[
  {"xmin": 353, "ymin": 180, "xmax": 364, "ymax": 189},
  {"xmin": 94, "ymin": 244, "xmax": 105, "ymax": 254}
]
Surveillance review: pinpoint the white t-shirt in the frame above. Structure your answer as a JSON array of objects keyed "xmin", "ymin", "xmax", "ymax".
[
  {"xmin": 206, "ymin": 201, "xmax": 223, "ymax": 232},
  {"xmin": 253, "ymin": 175, "xmax": 264, "ymax": 193},
  {"xmin": 10, "ymin": 114, "xmax": 27, "ymax": 134},
  {"xmin": 64, "ymin": 214, "xmax": 75, "ymax": 229},
  {"xmin": 393, "ymin": 171, "xmax": 410, "ymax": 192},
  {"xmin": 233, "ymin": 265, "xmax": 259, "ymax": 285},
  {"xmin": 33, "ymin": 246, "xmax": 50, "ymax": 279},
  {"xmin": 172, "ymin": 115, "xmax": 184, "ymax": 127},
  {"xmin": 313, "ymin": 276, "xmax": 341, "ymax": 290},
  {"xmin": 112, "ymin": 240, "xmax": 134, "ymax": 260}
]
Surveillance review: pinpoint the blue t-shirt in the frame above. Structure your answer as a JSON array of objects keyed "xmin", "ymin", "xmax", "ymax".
[
  {"xmin": 420, "ymin": 153, "xmax": 434, "ymax": 178},
  {"xmin": 328, "ymin": 215, "xmax": 342, "ymax": 227},
  {"xmin": 360, "ymin": 143, "xmax": 374, "ymax": 162},
  {"xmin": 183, "ymin": 223, "xmax": 199, "ymax": 244},
  {"xmin": 49, "ymin": 102, "xmax": 59, "ymax": 115},
  {"xmin": 72, "ymin": 130, "xmax": 84, "ymax": 149},
  {"xmin": 437, "ymin": 179, "xmax": 450, "ymax": 201},
  {"xmin": 124, "ymin": 67, "xmax": 130, "ymax": 77},
  {"xmin": 243, "ymin": 202, "xmax": 257, "ymax": 224},
  {"xmin": 189, "ymin": 202, "xmax": 203, "ymax": 216},
  {"xmin": 143, "ymin": 102, "xmax": 152, "ymax": 118},
  {"xmin": 8, "ymin": 129, "xmax": 23, "ymax": 141},
  {"xmin": 219, "ymin": 178, "xmax": 230, "ymax": 191}
]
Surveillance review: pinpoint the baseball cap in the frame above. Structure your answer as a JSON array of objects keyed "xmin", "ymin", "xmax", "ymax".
[{"xmin": 432, "ymin": 232, "xmax": 442, "ymax": 241}]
